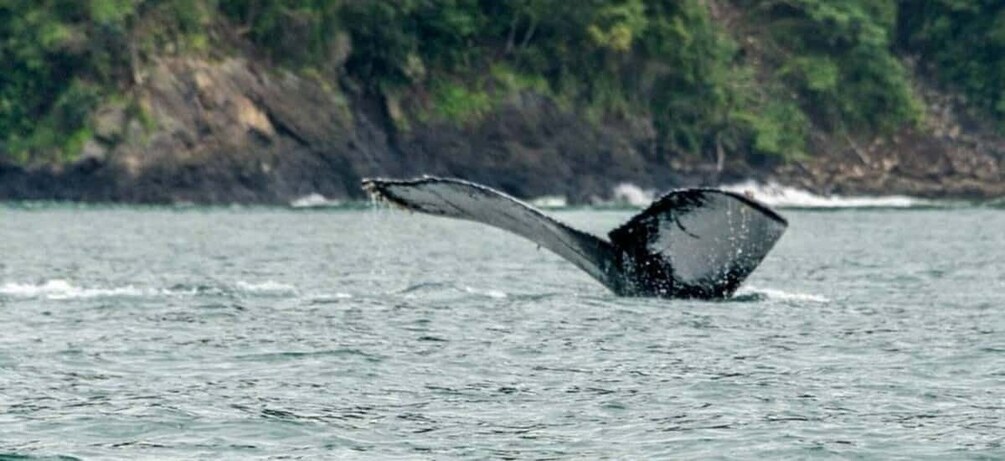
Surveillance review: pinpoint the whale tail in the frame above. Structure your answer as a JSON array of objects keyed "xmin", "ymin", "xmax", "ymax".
[{"xmin": 362, "ymin": 177, "xmax": 787, "ymax": 299}]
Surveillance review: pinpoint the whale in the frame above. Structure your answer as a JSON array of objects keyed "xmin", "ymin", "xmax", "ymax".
[{"xmin": 362, "ymin": 177, "xmax": 787, "ymax": 299}]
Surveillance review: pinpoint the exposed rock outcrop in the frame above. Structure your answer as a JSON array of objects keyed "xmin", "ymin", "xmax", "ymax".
[
  {"xmin": 775, "ymin": 82, "xmax": 1004, "ymax": 199},
  {"xmin": 0, "ymin": 56, "xmax": 1001, "ymax": 204}
]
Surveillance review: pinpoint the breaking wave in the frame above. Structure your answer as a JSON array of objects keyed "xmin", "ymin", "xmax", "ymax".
[
  {"xmin": 720, "ymin": 181, "xmax": 924, "ymax": 208},
  {"xmin": 610, "ymin": 183, "xmax": 655, "ymax": 207},
  {"xmin": 1, "ymin": 279, "xmax": 304, "ymax": 300},
  {"xmin": 0, "ymin": 280, "xmax": 152, "ymax": 300},
  {"xmin": 529, "ymin": 195, "xmax": 568, "ymax": 209},
  {"xmin": 463, "ymin": 286, "xmax": 508, "ymax": 299},
  {"xmin": 289, "ymin": 193, "xmax": 343, "ymax": 208},
  {"xmin": 602, "ymin": 181, "xmax": 928, "ymax": 209},
  {"xmin": 234, "ymin": 280, "xmax": 298, "ymax": 295},
  {"xmin": 734, "ymin": 285, "xmax": 830, "ymax": 303}
]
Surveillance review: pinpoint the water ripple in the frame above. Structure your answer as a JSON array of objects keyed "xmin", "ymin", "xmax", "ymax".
[{"xmin": 0, "ymin": 207, "xmax": 1001, "ymax": 458}]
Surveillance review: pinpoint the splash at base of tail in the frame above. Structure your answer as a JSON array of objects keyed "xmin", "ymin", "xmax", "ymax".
[{"xmin": 362, "ymin": 177, "xmax": 787, "ymax": 299}]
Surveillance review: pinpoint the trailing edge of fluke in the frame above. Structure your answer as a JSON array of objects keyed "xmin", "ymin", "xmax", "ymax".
[{"xmin": 362, "ymin": 176, "xmax": 787, "ymax": 299}]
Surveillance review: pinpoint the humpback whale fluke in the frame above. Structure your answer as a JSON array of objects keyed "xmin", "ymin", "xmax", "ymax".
[{"xmin": 362, "ymin": 177, "xmax": 787, "ymax": 299}]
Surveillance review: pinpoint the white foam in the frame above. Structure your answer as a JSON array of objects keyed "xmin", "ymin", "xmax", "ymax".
[
  {"xmin": 235, "ymin": 280, "xmax": 298, "ymax": 295},
  {"xmin": 720, "ymin": 181, "xmax": 922, "ymax": 208},
  {"xmin": 463, "ymin": 286, "xmax": 508, "ymax": 299},
  {"xmin": 313, "ymin": 292, "xmax": 353, "ymax": 300},
  {"xmin": 737, "ymin": 285, "xmax": 830, "ymax": 303},
  {"xmin": 290, "ymin": 193, "xmax": 343, "ymax": 208},
  {"xmin": 0, "ymin": 279, "xmax": 311, "ymax": 300},
  {"xmin": 529, "ymin": 195, "xmax": 568, "ymax": 209},
  {"xmin": 0, "ymin": 280, "xmax": 150, "ymax": 300},
  {"xmin": 611, "ymin": 183, "xmax": 655, "ymax": 207}
]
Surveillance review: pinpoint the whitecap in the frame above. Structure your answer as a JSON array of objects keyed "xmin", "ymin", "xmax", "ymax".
[
  {"xmin": 736, "ymin": 285, "xmax": 830, "ymax": 303},
  {"xmin": 234, "ymin": 280, "xmax": 298, "ymax": 295},
  {"xmin": 463, "ymin": 286, "xmax": 508, "ymax": 299},
  {"xmin": 0, "ymin": 279, "xmax": 150, "ymax": 300},
  {"xmin": 529, "ymin": 195, "xmax": 568, "ymax": 209},
  {"xmin": 290, "ymin": 193, "xmax": 343, "ymax": 208},
  {"xmin": 610, "ymin": 183, "xmax": 655, "ymax": 208},
  {"xmin": 313, "ymin": 292, "xmax": 353, "ymax": 301},
  {"xmin": 720, "ymin": 180, "xmax": 923, "ymax": 208}
]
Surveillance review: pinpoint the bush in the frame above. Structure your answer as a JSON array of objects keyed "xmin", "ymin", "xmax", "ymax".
[
  {"xmin": 741, "ymin": 0, "xmax": 921, "ymax": 132},
  {"xmin": 899, "ymin": 1, "xmax": 1005, "ymax": 123},
  {"xmin": 3, "ymin": 0, "xmax": 998, "ymax": 167}
]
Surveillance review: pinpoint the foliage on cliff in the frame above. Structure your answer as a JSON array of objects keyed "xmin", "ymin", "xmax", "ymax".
[
  {"xmin": 0, "ymin": 0, "xmax": 1000, "ymax": 166},
  {"xmin": 898, "ymin": 1, "xmax": 1005, "ymax": 118}
]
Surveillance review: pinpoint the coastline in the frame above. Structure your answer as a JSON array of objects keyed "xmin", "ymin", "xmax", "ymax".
[{"xmin": 0, "ymin": 57, "xmax": 1000, "ymax": 206}]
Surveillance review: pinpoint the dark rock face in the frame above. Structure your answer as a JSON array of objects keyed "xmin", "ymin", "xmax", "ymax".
[
  {"xmin": 0, "ymin": 58, "xmax": 669, "ymax": 204},
  {"xmin": 0, "ymin": 57, "xmax": 1001, "ymax": 204},
  {"xmin": 1, "ymin": 58, "xmax": 374, "ymax": 204},
  {"xmin": 780, "ymin": 129, "xmax": 1004, "ymax": 199},
  {"xmin": 773, "ymin": 85, "xmax": 1005, "ymax": 200},
  {"xmin": 395, "ymin": 93, "xmax": 668, "ymax": 202}
]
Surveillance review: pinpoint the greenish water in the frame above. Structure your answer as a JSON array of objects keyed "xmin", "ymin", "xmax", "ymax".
[{"xmin": 0, "ymin": 205, "xmax": 1002, "ymax": 459}]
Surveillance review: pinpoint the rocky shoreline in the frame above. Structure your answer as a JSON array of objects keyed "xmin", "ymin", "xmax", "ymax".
[{"xmin": 0, "ymin": 57, "xmax": 1001, "ymax": 205}]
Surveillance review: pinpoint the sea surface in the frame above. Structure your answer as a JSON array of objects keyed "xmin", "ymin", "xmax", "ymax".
[{"xmin": 0, "ymin": 201, "xmax": 1002, "ymax": 459}]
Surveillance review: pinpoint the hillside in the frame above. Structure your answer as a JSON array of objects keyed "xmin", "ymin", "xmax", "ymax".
[{"xmin": 0, "ymin": 0, "xmax": 1001, "ymax": 203}]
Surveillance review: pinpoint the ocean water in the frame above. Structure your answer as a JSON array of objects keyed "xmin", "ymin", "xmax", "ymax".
[{"xmin": 0, "ymin": 203, "xmax": 1002, "ymax": 459}]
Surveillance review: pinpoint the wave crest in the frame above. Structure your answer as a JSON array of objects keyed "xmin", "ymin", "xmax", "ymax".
[
  {"xmin": 611, "ymin": 183, "xmax": 655, "ymax": 207},
  {"xmin": 1, "ymin": 279, "xmax": 305, "ymax": 300},
  {"xmin": 0, "ymin": 280, "xmax": 149, "ymax": 300},
  {"xmin": 735, "ymin": 285, "xmax": 830, "ymax": 303},
  {"xmin": 720, "ymin": 181, "xmax": 923, "ymax": 208}
]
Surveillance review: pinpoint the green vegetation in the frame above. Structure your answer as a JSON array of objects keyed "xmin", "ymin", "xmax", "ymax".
[
  {"xmin": 741, "ymin": 0, "xmax": 922, "ymax": 132},
  {"xmin": 898, "ymin": 1, "xmax": 1005, "ymax": 118},
  {"xmin": 0, "ymin": 0, "xmax": 209, "ymax": 163},
  {"xmin": 0, "ymin": 1, "xmax": 1000, "ymax": 165}
]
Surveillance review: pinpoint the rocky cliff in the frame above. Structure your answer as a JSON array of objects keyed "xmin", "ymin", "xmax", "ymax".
[{"xmin": 0, "ymin": 24, "xmax": 1001, "ymax": 204}]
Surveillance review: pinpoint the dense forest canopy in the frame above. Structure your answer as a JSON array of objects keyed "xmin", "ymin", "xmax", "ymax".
[{"xmin": 1, "ymin": 0, "xmax": 1003, "ymax": 165}]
